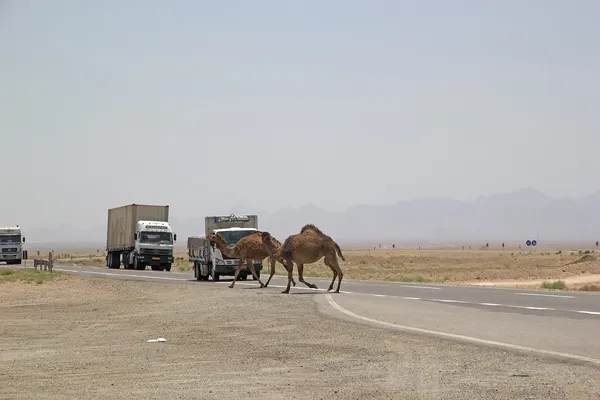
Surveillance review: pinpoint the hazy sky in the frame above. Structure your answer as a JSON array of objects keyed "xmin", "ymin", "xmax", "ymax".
[{"xmin": 2, "ymin": 0, "xmax": 599, "ymax": 229}]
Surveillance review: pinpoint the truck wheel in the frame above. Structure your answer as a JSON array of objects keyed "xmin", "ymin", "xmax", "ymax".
[
  {"xmin": 151, "ymin": 266, "xmax": 160, "ymax": 271},
  {"xmin": 164, "ymin": 264, "xmax": 171, "ymax": 272},
  {"xmin": 134, "ymin": 258, "xmax": 145, "ymax": 270},
  {"xmin": 194, "ymin": 264, "xmax": 202, "ymax": 281},
  {"xmin": 212, "ymin": 270, "xmax": 220, "ymax": 282},
  {"xmin": 15, "ymin": 259, "xmax": 22, "ymax": 265},
  {"xmin": 240, "ymin": 273, "xmax": 248, "ymax": 281}
]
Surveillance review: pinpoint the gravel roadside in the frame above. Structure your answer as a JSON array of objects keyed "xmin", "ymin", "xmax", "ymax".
[{"xmin": 1, "ymin": 276, "xmax": 599, "ymax": 399}]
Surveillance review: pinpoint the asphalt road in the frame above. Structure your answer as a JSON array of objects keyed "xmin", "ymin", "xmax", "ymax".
[{"xmin": 44, "ymin": 264, "xmax": 600, "ymax": 366}]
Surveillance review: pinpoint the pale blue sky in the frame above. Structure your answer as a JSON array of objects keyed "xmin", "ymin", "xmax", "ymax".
[{"xmin": 2, "ymin": 0, "xmax": 599, "ymax": 229}]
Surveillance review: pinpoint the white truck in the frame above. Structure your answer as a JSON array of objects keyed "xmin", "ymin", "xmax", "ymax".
[
  {"xmin": 190, "ymin": 214, "xmax": 262, "ymax": 281},
  {"xmin": 0, "ymin": 226, "xmax": 26, "ymax": 265},
  {"xmin": 106, "ymin": 204, "xmax": 177, "ymax": 271}
]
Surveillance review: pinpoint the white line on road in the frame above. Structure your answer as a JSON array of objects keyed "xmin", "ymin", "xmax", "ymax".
[
  {"xmin": 324, "ymin": 294, "xmax": 600, "ymax": 366},
  {"xmin": 429, "ymin": 299, "xmax": 468, "ymax": 304},
  {"xmin": 480, "ymin": 303, "xmax": 501, "ymax": 306},
  {"xmin": 516, "ymin": 293, "xmax": 575, "ymax": 299},
  {"xmin": 399, "ymin": 285, "xmax": 441, "ymax": 290},
  {"xmin": 576, "ymin": 311, "xmax": 600, "ymax": 315}
]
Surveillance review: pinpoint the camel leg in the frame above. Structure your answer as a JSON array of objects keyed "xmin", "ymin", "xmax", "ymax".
[
  {"xmin": 325, "ymin": 254, "xmax": 344, "ymax": 293},
  {"xmin": 279, "ymin": 258, "xmax": 296, "ymax": 287},
  {"xmin": 324, "ymin": 258, "xmax": 338, "ymax": 291},
  {"xmin": 264, "ymin": 257, "xmax": 276, "ymax": 288},
  {"xmin": 282, "ymin": 258, "xmax": 294, "ymax": 294},
  {"xmin": 228, "ymin": 259, "xmax": 245, "ymax": 288},
  {"xmin": 297, "ymin": 263, "xmax": 318, "ymax": 290},
  {"xmin": 247, "ymin": 261, "xmax": 264, "ymax": 288}
]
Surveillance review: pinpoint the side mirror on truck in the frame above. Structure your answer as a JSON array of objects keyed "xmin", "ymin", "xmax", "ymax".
[
  {"xmin": 134, "ymin": 233, "xmax": 138, "ymax": 240},
  {"xmin": 22, "ymin": 237, "xmax": 26, "ymax": 243},
  {"xmin": 173, "ymin": 234, "xmax": 177, "ymax": 242}
]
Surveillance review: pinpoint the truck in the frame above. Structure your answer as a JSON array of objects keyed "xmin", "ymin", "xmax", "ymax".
[
  {"xmin": 190, "ymin": 214, "xmax": 263, "ymax": 282},
  {"xmin": 106, "ymin": 203, "xmax": 177, "ymax": 271},
  {"xmin": 0, "ymin": 226, "xmax": 25, "ymax": 265}
]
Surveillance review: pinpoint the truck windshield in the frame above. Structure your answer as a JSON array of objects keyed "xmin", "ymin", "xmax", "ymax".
[
  {"xmin": 216, "ymin": 230, "xmax": 257, "ymax": 246},
  {"xmin": 0, "ymin": 235, "xmax": 21, "ymax": 243},
  {"xmin": 139, "ymin": 231, "xmax": 173, "ymax": 244}
]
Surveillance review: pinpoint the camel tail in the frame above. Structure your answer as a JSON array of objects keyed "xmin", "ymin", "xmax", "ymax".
[{"xmin": 334, "ymin": 241, "xmax": 346, "ymax": 261}]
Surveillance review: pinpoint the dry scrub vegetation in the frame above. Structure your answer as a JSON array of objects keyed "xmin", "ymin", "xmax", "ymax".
[
  {"xmin": 0, "ymin": 267, "xmax": 67, "ymax": 285},
  {"xmin": 45, "ymin": 248, "xmax": 600, "ymax": 284},
  {"xmin": 2, "ymin": 275, "xmax": 600, "ymax": 399}
]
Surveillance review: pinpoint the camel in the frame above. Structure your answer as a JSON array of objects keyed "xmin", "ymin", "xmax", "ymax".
[
  {"xmin": 207, "ymin": 231, "xmax": 295, "ymax": 289},
  {"xmin": 261, "ymin": 224, "xmax": 345, "ymax": 294}
]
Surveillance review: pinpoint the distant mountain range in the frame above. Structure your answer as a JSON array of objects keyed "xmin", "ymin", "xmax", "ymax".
[{"xmin": 26, "ymin": 188, "xmax": 600, "ymax": 246}]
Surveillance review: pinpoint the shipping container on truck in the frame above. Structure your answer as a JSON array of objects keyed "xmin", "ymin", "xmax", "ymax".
[{"xmin": 106, "ymin": 203, "xmax": 176, "ymax": 271}]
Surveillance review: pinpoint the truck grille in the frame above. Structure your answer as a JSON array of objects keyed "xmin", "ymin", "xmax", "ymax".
[
  {"xmin": 1, "ymin": 248, "xmax": 17, "ymax": 253},
  {"xmin": 140, "ymin": 248, "xmax": 171, "ymax": 256}
]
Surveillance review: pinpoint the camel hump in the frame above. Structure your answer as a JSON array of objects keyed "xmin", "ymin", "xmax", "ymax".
[{"xmin": 300, "ymin": 224, "xmax": 323, "ymax": 235}]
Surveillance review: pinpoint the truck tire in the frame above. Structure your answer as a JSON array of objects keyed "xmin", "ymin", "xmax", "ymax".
[
  {"xmin": 164, "ymin": 264, "xmax": 171, "ymax": 272},
  {"xmin": 107, "ymin": 252, "xmax": 120, "ymax": 269},
  {"xmin": 194, "ymin": 263, "xmax": 202, "ymax": 281},
  {"xmin": 15, "ymin": 259, "xmax": 22, "ymax": 265},
  {"xmin": 134, "ymin": 257, "xmax": 145, "ymax": 271},
  {"xmin": 212, "ymin": 269, "xmax": 220, "ymax": 282},
  {"xmin": 151, "ymin": 266, "xmax": 161, "ymax": 271},
  {"xmin": 240, "ymin": 273, "xmax": 248, "ymax": 281}
]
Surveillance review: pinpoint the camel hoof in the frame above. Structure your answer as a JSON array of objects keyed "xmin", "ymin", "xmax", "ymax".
[
  {"xmin": 334, "ymin": 290, "xmax": 340, "ymax": 293},
  {"xmin": 292, "ymin": 281, "xmax": 297, "ymax": 287},
  {"xmin": 228, "ymin": 285, "xmax": 234, "ymax": 289},
  {"xmin": 281, "ymin": 290, "xmax": 290, "ymax": 294},
  {"xmin": 259, "ymin": 284, "xmax": 265, "ymax": 288},
  {"xmin": 311, "ymin": 284, "xmax": 318, "ymax": 290},
  {"xmin": 327, "ymin": 287, "xmax": 333, "ymax": 292}
]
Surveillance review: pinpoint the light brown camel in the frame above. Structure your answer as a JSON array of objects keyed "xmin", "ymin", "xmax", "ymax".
[
  {"xmin": 261, "ymin": 224, "xmax": 345, "ymax": 294},
  {"xmin": 207, "ymin": 232, "xmax": 295, "ymax": 289}
]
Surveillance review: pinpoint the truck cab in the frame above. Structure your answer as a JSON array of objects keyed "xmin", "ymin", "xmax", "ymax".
[
  {"xmin": 0, "ymin": 226, "xmax": 25, "ymax": 265},
  {"xmin": 192, "ymin": 214, "xmax": 263, "ymax": 281},
  {"xmin": 131, "ymin": 220, "xmax": 176, "ymax": 271}
]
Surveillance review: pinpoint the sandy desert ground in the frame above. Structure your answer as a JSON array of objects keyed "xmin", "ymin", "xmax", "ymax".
[
  {"xmin": 1, "ymin": 272, "xmax": 600, "ymax": 400},
  {"xmin": 34, "ymin": 246, "xmax": 600, "ymax": 290}
]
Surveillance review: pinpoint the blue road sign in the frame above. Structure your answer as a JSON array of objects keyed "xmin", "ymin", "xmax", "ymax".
[
  {"xmin": 526, "ymin": 240, "xmax": 532, "ymax": 246},
  {"xmin": 531, "ymin": 240, "xmax": 537, "ymax": 246}
]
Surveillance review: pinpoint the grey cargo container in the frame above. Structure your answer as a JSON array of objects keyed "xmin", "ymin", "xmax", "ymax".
[
  {"xmin": 106, "ymin": 204, "xmax": 170, "ymax": 252},
  {"xmin": 204, "ymin": 214, "xmax": 258, "ymax": 237}
]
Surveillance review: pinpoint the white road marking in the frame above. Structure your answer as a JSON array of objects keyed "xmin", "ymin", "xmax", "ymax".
[
  {"xmin": 373, "ymin": 294, "xmax": 387, "ymax": 297},
  {"xmin": 399, "ymin": 285, "xmax": 441, "ymax": 290},
  {"xmin": 576, "ymin": 311, "xmax": 600, "ymax": 315},
  {"xmin": 516, "ymin": 293, "xmax": 575, "ymax": 299},
  {"xmin": 519, "ymin": 306, "xmax": 554, "ymax": 311},
  {"xmin": 429, "ymin": 299, "xmax": 468, "ymax": 304},
  {"xmin": 401, "ymin": 297, "xmax": 422, "ymax": 300},
  {"xmin": 324, "ymin": 294, "xmax": 600, "ymax": 366},
  {"xmin": 480, "ymin": 303, "xmax": 501, "ymax": 306}
]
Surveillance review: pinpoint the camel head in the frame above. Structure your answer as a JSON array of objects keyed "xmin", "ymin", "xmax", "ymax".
[
  {"xmin": 207, "ymin": 233, "xmax": 226, "ymax": 248},
  {"xmin": 260, "ymin": 231, "xmax": 279, "ymax": 252}
]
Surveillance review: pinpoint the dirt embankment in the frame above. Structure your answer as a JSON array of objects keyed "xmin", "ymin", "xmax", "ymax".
[{"xmin": 1, "ymin": 277, "xmax": 600, "ymax": 399}]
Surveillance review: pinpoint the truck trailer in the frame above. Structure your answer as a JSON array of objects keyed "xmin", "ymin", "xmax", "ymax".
[
  {"xmin": 190, "ymin": 214, "xmax": 263, "ymax": 281},
  {"xmin": 0, "ymin": 226, "xmax": 25, "ymax": 265},
  {"xmin": 106, "ymin": 203, "xmax": 176, "ymax": 271}
]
